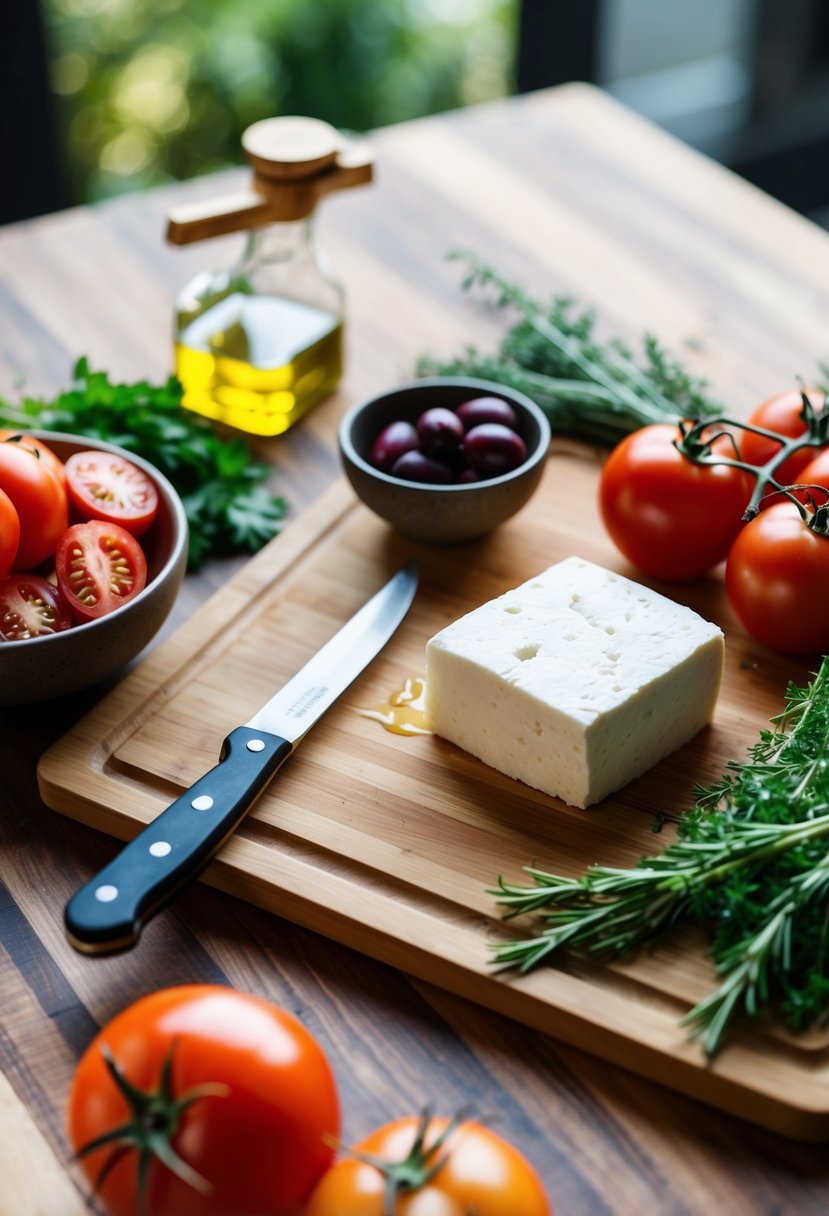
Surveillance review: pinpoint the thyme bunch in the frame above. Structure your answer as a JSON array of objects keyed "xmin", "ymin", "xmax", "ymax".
[
  {"xmin": 418, "ymin": 251, "xmax": 720, "ymax": 445},
  {"xmin": 492, "ymin": 659, "xmax": 829, "ymax": 1055}
]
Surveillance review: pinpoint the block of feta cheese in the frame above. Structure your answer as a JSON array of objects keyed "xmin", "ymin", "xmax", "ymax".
[{"xmin": 424, "ymin": 557, "xmax": 724, "ymax": 808}]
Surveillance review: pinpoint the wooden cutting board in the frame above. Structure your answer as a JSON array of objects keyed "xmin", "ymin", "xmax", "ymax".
[{"xmin": 38, "ymin": 441, "xmax": 827, "ymax": 1140}]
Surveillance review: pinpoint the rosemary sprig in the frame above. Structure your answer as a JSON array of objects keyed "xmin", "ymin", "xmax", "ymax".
[
  {"xmin": 492, "ymin": 659, "xmax": 829, "ymax": 1054},
  {"xmin": 418, "ymin": 251, "xmax": 720, "ymax": 444}
]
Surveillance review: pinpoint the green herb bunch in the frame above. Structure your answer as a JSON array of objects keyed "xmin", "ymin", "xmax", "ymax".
[
  {"xmin": 418, "ymin": 251, "xmax": 720, "ymax": 445},
  {"xmin": 493, "ymin": 659, "xmax": 829, "ymax": 1055},
  {"xmin": 0, "ymin": 359, "xmax": 287, "ymax": 569}
]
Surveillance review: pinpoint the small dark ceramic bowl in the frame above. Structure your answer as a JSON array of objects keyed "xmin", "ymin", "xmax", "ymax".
[
  {"xmin": 338, "ymin": 378, "xmax": 551, "ymax": 544},
  {"xmin": 0, "ymin": 433, "xmax": 188, "ymax": 705}
]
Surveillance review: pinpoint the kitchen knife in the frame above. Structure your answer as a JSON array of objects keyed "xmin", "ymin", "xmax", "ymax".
[{"xmin": 64, "ymin": 561, "xmax": 418, "ymax": 955}]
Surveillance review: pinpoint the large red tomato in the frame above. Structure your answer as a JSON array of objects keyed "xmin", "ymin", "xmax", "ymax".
[
  {"xmin": 0, "ymin": 487, "xmax": 20, "ymax": 577},
  {"xmin": 598, "ymin": 423, "xmax": 753, "ymax": 580},
  {"xmin": 739, "ymin": 388, "xmax": 825, "ymax": 488},
  {"xmin": 725, "ymin": 502, "xmax": 829, "ymax": 655},
  {"xmin": 68, "ymin": 986, "xmax": 340, "ymax": 1216},
  {"xmin": 304, "ymin": 1114, "xmax": 550, "ymax": 1216},
  {"xmin": 0, "ymin": 441, "xmax": 68, "ymax": 570}
]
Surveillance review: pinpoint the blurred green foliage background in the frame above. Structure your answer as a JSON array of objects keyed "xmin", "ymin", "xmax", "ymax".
[{"xmin": 44, "ymin": 0, "xmax": 516, "ymax": 204}]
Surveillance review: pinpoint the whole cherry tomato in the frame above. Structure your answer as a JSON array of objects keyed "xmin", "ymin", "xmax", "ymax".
[
  {"xmin": 789, "ymin": 447, "xmax": 829, "ymax": 506},
  {"xmin": 68, "ymin": 985, "xmax": 340, "ymax": 1216},
  {"xmin": 304, "ymin": 1114, "xmax": 550, "ymax": 1216},
  {"xmin": 65, "ymin": 450, "xmax": 159, "ymax": 537},
  {"xmin": 598, "ymin": 424, "xmax": 753, "ymax": 580},
  {"xmin": 725, "ymin": 502, "xmax": 829, "ymax": 655},
  {"xmin": 0, "ymin": 487, "xmax": 20, "ymax": 577},
  {"xmin": 55, "ymin": 520, "xmax": 147, "ymax": 622},
  {"xmin": 739, "ymin": 388, "xmax": 825, "ymax": 489},
  {"xmin": 0, "ymin": 430, "xmax": 67, "ymax": 487},
  {"xmin": 0, "ymin": 442, "xmax": 68, "ymax": 570}
]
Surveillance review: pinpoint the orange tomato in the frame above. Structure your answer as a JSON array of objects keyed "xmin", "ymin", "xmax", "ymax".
[{"xmin": 305, "ymin": 1115, "xmax": 550, "ymax": 1216}]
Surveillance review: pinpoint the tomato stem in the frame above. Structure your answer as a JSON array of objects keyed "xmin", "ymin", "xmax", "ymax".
[
  {"xmin": 74, "ymin": 1043, "xmax": 229, "ymax": 1216},
  {"xmin": 676, "ymin": 391, "xmax": 829, "ymax": 532},
  {"xmin": 345, "ymin": 1108, "xmax": 468, "ymax": 1216}
]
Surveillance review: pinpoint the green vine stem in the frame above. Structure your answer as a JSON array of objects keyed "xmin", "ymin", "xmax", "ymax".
[{"xmin": 676, "ymin": 389, "xmax": 829, "ymax": 530}]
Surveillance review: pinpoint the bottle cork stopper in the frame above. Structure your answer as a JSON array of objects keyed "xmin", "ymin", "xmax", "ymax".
[
  {"xmin": 167, "ymin": 116, "xmax": 373, "ymax": 244},
  {"xmin": 242, "ymin": 117, "xmax": 341, "ymax": 181}
]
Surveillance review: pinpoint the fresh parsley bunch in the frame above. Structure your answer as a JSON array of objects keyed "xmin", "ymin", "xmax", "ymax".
[{"xmin": 0, "ymin": 358, "xmax": 287, "ymax": 569}]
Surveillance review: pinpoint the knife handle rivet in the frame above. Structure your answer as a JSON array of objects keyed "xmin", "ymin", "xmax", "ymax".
[
  {"xmin": 149, "ymin": 841, "xmax": 172, "ymax": 857},
  {"xmin": 247, "ymin": 738, "xmax": 266, "ymax": 752},
  {"xmin": 191, "ymin": 795, "xmax": 214, "ymax": 811},
  {"xmin": 95, "ymin": 884, "xmax": 119, "ymax": 903}
]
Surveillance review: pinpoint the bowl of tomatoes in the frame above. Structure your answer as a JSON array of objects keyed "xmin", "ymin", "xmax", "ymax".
[
  {"xmin": 0, "ymin": 430, "xmax": 188, "ymax": 704},
  {"xmin": 338, "ymin": 377, "xmax": 551, "ymax": 545}
]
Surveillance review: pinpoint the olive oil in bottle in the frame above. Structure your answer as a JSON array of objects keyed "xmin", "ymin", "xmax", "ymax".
[
  {"xmin": 176, "ymin": 292, "xmax": 343, "ymax": 436},
  {"xmin": 167, "ymin": 116, "xmax": 372, "ymax": 436}
]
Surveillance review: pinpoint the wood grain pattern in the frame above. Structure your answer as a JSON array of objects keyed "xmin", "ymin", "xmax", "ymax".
[
  {"xmin": 36, "ymin": 448, "xmax": 827, "ymax": 1137},
  {"xmin": 3, "ymin": 83, "xmax": 829, "ymax": 1211}
]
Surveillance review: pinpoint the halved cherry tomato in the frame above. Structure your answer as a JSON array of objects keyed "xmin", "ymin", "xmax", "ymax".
[
  {"xmin": 0, "ymin": 574, "xmax": 73, "ymax": 641},
  {"xmin": 598, "ymin": 423, "xmax": 753, "ymax": 580},
  {"xmin": 0, "ymin": 442, "xmax": 68, "ymax": 571},
  {"xmin": 64, "ymin": 450, "xmax": 159, "ymax": 537},
  {"xmin": 0, "ymin": 488, "xmax": 20, "ymax": 578},
  {"xmin": 305, "ymin": 1114, "xmax": 550, "ymax": 1216},
  {"xmin": 55, "ymin": 520, "xmax": 147, "ymax": 623},
  {"xmin": 725, "ymin": 502, "xmax": 829, "ymax": 654},
  {"xmin": 0, "ymin": 430, "xmax": 67, "ymax": 487},
  {"xmin": 68, "ymin": 985, "xmax": 340, "ymax": 1216},
  {"xmin": 739, "ymin": 388, "xmax": 825, "ymax": 489}
]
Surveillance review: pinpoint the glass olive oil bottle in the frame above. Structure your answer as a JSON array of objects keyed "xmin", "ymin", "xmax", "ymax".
[{"xmin": 167, "ymin": 117, "xmax": 372, "ymax": 437}]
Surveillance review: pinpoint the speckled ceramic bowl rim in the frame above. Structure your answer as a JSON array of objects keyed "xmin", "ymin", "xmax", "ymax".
[
  {"xmin": 1, "ymin": 431, "xmax": 189, "ymax": 650},
  {"xmin": 339, "ymin": 376, "xmax": 552, "ymax": 489}
]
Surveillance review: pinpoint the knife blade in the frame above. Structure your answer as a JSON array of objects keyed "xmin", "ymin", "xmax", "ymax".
[{"xmin": 64, "ymin": 561, "xmax": 418, "ymax": 955}]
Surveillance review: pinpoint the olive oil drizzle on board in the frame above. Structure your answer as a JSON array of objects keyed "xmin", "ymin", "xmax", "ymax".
[{"xmin": 360, "ymin": 675, "xmax": 430, "ymax": 736}]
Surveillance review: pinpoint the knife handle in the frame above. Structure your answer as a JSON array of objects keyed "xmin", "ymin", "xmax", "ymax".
[{"xmin": 64, "ymin": 727, "xmax": 293, "ymax": 955}]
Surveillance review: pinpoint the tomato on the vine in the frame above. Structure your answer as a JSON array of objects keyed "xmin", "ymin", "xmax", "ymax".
[
  {"xmin": 68, "ymin": 985, "xmax": 340, "ymax": 1216},
  {"xmin": 0, "ymin": 441, "xmax": 68, "ymax": 571},
  {"xmin": 0, "ymin": 574, "xmax": 72, "ymax": 640},
  {"xmin": 65, "ymin": 450, "xmax": 159, "ymax": 537},
  {"xmin": 304, "ymin": 1114, "xmax": 550, "ymax": 1216},
  {"xmin": 55, "ymin": 519, "xmax": 147, "ymax": 622},
  {"xmin": 739, "ymin": 388, "xmax": 825, "ymax": 488},
  {"xmin": 725, "ymin": 502, "xmax": 829, "ymax": 655},
  {"xmin": 0, "ymin": 487, "xmax": 20, "ymax": 578},
  {"xmin": 790, "ymin": 448, "xmax": 829, "ymax": 506},
  {"xmin": 598, "ymin": 423, "xmax": 753, "ymax": 581}
]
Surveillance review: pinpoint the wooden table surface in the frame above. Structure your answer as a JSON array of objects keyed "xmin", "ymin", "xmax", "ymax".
[{"xmin": 2, "ymin": 83, "xmax": 829, "ymax": 1215}]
